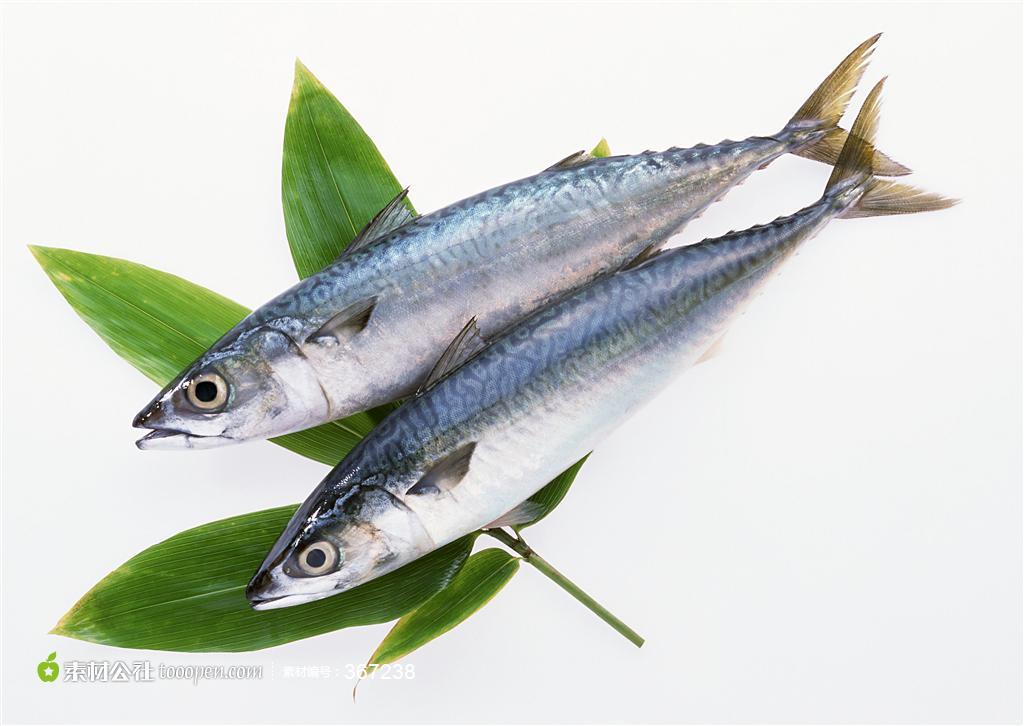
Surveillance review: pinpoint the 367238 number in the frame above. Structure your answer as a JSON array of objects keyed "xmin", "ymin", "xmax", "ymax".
[{"xmin": 344, "ymin": 663, "xmax": 416, "ymax": 680}]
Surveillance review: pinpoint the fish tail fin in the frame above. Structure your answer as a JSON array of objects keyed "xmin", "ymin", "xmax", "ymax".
[
  {"xmin": 825, "ymin": 78, "xmax": 958, "ymax": 218},
  {"xmin": 839, "ymin": 180, "xmax": 959, "ymax": 218},
  {"xmin": 796, "ymin": 127, "xmax": 910, "ymax": 176},
  {"xmin": 787, "ymin": 34, "xmax": 911, "ymax": 176}
]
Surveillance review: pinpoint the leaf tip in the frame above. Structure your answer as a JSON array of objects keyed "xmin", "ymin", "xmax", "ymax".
[
  {"xmin": 292, "ymin": 58, "xmax": 321, "ymax": 92},
  {"xmin": 27, "ymin": 244, "xmax": 50, "ymax": 265},
  {"xmin": 27, "ymin": 245, "xmax": 80, "ymax": 283},
  {"xmin": 49, "ymin": 623, "xmax": 68, "ymax": 639},
  {"xmin": 28, "ymin": 246, "xmax": 70, "ymax": 280},
  {"xmin": 50, "ymin": 609, "xmax": 75, "ymax": 638},
  {"xmin": 591, "ymin": 138, "xmax": 612, "ymax": 158},
  {"xmin": 50, "ymin": 592, "xmax": 95, "ymax": 641}
]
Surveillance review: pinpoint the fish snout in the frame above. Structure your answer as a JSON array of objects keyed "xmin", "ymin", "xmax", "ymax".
[
  {"xmin": 133, "ymin": 402, "xmax": 191, "ymax": 449},
  {"xmin": 132, "ymin": 399, "xmax": 235, "ymax": 450},
  {"xmin": 244, "ymin": 567, "xmax": 306, "ymax": 611},
  {"xmin": 245, "ymin": 569, "xmax": 275, "ymax": 606},
  {"xmin": 132, "ymin": 400, "xmax": 165, "ymax": 430}
]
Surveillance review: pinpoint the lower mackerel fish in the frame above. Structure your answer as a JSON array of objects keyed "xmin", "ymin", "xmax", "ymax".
[{"xmin": 246, "ymin": 80, "xmax": 954, "ymax": 609}]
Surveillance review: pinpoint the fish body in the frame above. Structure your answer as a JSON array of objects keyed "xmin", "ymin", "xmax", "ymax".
[
  {"xmin": 246, "ymin": 197, "xmax": 837, "ymax": 608},
  {"xmin": 245, "ymin": 80, "xmax": 953, "ymax": 610},
  {"xmin": 135, "ymin": 37, "xmax": 905, "ymax": 450},
  {"xmin": 212, "ymin": 137, "xmax": 796, "ymax": 409}
]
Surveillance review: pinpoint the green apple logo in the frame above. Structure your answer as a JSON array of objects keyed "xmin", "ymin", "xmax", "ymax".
[{"xmin": 37, "ymin": 652, "xmax": 59, "ymax": 683}]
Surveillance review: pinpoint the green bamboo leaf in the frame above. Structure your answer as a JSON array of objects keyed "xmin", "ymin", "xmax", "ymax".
[
  {"xmin": 53, "ymin": 504, "xmax": 477, "ymax": 652},
  {"xmin": 365, "ymin": 549, "xmax": 519, "ymax": 671},
  {"xmin": 591, "ymin": 137, "xmax": 612, "ymax": 158},
  {"xmin": 31, "ymin": 246, "xmax": 248, "ymax": 384},
  {"xmin": 30, "ymin": 246, "xmax": 375, "ymax": 465},
  {"xmin": 283, "ymin": 61, "xmax": 414, "ymax": 279},
  {"xmin": 518, "ymin": 454, "xmax": 590, "ymax": 530}
]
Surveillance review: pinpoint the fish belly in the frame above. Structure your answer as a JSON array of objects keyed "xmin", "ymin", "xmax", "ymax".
[{"xmin": 407, "ymin": 254, "xmax": 786, "ymax": 546}]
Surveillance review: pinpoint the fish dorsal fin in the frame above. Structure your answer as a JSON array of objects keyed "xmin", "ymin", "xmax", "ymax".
[
  {"xmin": 417, "ymin": 317, "xmax": 486, "ymax": 394},
  {"xmin": 546, "ymin": 150, "xmax": 593, "ymax": 171},
  {"xmin": 341, "ymin": 188, "xmax": 416, "ymax": 258},
  {"xmin": 306, "ymin": 296, "xmax": 377, "ymax": 345},
  {"xmin": 484, "ymin": 500, "xmax": 545, "ymax": 529},
  {"xmin": 621, "ymin": 242, "xmax": 663, "ymax": 271},
  {"xmin": 406, "ymin": 442, "xmax": 477, "ymax": 496}
]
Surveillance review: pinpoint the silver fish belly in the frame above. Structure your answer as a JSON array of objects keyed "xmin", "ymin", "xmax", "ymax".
[
  {"xmin": 279, "ymin": 139, "xmax": 794, "ymax": 407},
  {"xmin": 384, "ymin": 207, "xmax": 836, "ymax": 540}
]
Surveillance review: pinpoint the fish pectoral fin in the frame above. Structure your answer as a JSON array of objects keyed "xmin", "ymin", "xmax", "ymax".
[
  {"xmin": 621, "ymin": 242, "xmax": 664, "ymax": 271},
  {"xmin": 340, "ymin": 188, "xmax": 417, "ymax": 258},
  {"xmin": 484, "ymin": 500, "xmax": 545, "ymax": 529},
  {"xmin": 545, "ymin": 149, "xmax": 593, "ymax": 171},
  {"xmin": 306, "ymin": 297, "xmax": 378, "ymax": 345},
  {"xmin": 406, "ymin": 442, "xmax": 477, "ymax": 496},
  {"xmin": 417, "ymin": 317, "xmax": 486, "ymax": 394},
  {"xmin": 696, "ymin": 334, "xmax": 727, "ymax": 365}
]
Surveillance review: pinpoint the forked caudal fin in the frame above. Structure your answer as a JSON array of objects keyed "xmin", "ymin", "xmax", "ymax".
[
  {"xmin": 826, "ymin": 78, "xmax": 957, "ymax": 218},
  {"xmin": 787, "ymin": 34, "xmax": 911, "ymax": 177}
]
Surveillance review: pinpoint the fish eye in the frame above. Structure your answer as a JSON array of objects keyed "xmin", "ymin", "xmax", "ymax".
[
  {"xmin": 185, "ymin": 372, "xmax": 228, "ymax": 410},
  {"xmin": 296, "ymin": 541, "xmax": 339, "ymax": 576}
]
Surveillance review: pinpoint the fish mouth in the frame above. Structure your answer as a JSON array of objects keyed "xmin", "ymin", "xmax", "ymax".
[
  {"xmin": 132, "ymin": 401, "xmax": 233, "ymax": 450},
  {"xmin": 135, "ymin": 429, "xmax": 233, "ymax": 450},
  {"xmin": 246, "ymin": 587, "xmax": 339, "ymax": 611},
  {"xmin": 245, "ymin": 568, "xmax": 345, "ymax": 610}
]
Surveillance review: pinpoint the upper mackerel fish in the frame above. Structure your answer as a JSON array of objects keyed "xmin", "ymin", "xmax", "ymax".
[
  {"xmin": 133, "ymin": 35, "xmax": 906, "ymax": 450},
  {"xmin": 245, "ymin": 79, "xmax": 955, "ymax": 609}
]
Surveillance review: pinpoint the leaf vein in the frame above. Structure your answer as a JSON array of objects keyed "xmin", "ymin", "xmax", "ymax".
[{"xmin": 302, "ymin": 101, "xmax": 358, "ymax": 243}]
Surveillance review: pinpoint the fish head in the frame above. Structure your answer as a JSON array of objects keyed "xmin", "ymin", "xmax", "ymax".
[
  {"xmin": 133, "ymin": 325, "xmax": 330, "ymax": 449},
  {"xmin": 246, "ymin": 479, "xmax": 435, "ymax": 610}
]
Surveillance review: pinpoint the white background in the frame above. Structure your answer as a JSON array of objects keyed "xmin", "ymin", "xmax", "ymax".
[{"xmin": 2, "ymin": 2, "xmax": 1021, "ymax": 723}]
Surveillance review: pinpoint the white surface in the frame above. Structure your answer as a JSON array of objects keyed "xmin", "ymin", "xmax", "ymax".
[{"xmin": 1, "ymin": 2, "xmax": 1021, "ymax": 723}]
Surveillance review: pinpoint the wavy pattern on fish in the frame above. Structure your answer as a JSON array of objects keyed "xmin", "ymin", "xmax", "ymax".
[
  {"xmin": 245, "ymin": 79, "xmax": 954, "ymax": 610},
  {"xmin": 134, "ymin": 36, "xmax": 906, "ymax": 451}
]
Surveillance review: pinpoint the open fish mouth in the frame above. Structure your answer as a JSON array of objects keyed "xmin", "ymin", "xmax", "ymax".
[
  {"xmin": 135, "ymin": 429, "xmax": 234, "ymax": 450},
  {"xmin": 245, "ymin": 567, "xmax": 357, "ymax": 611},
  {"xmin": 245, "ymin": 578, "xmax": 340, "ymax": 610},
  {"xmin": 246, "ymin": 591, "xmax": 337, "ymax": 611}
]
